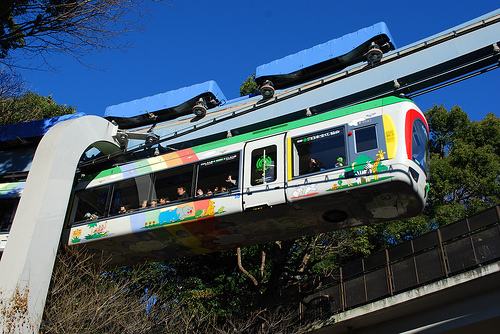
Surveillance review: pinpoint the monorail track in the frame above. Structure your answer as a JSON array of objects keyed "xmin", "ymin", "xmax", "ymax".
[{"xmin": 78, "ymin": 9, "xmax": 499, "ymax": 170}]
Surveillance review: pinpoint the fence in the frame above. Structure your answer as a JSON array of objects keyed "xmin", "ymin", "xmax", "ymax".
[{"xmin": 301, "ymin": 205, "xmax": 500, "ymax": 321}]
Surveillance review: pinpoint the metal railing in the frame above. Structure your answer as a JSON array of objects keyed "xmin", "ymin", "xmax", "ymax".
[{"xmin": 301, "ymin": 205, "xmax": 500, "ymax": 322}]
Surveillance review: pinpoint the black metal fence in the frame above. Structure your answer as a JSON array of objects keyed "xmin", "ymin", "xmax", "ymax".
[{"xmin": 302, "ymin": 205, "xmax": 500, "ymax": 321}]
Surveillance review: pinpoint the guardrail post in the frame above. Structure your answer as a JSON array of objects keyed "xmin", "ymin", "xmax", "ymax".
[
  {"xmin": 340, "ymin": 267, "xmax": 345, "ymax": 311},
  {"xmin": 437, "ymin": 229, "xmax": 449, "ymax": 277},
  {"xmin": 385, "ymin": 248, "xmax": 394, "ymax": 295}
]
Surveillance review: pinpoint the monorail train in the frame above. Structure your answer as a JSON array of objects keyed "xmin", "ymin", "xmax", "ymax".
[
  {"xmin": 0, "ymin": 21, "xmax": 401, "ymax": 258},
  {"xmin": 63, "ymin": 96, "xmax": 429, "ymax": 263}
]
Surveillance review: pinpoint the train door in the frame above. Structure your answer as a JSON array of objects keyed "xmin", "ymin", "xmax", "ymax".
[{"xmin": 243, "ymin": 134, "xmax": 286, "ymax": 210}]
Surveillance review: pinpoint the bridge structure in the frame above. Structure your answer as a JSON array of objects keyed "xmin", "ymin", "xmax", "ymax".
[
  {"xmin": 300, "ymin": 206, "xmax": 500, "ymax": 333},
  {"xmin": 0, "ymin": 8, "xmax": 498, "ymax": 333}
]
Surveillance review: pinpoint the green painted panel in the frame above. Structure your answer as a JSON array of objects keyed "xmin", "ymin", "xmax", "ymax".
[
  {"xmin": 92, "ymin": 96, "xmax": 409, "ymax": 182},
  {"xmin": 192, "ymin": 96, "xmax": 408, "ymax": 153}
]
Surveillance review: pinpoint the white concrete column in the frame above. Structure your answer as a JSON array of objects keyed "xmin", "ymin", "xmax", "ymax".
[{"xmin": 0, "ymin": 116, "xmax": 119, "ymax": 333}]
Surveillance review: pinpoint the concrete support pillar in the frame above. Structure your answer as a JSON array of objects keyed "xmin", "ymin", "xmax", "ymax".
[{"xmin": 0, "ymin": 116, "xmax": 119, "ymax": 333}]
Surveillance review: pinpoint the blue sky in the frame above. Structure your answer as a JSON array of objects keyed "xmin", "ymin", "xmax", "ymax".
[{"xmin": 16, "ymin": 0, "xmax": 499, "ymax": 120}]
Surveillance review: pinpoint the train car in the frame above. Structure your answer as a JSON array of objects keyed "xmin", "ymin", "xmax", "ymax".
[{"xmin": 65, "ymin": 96, "xmax": 429, "ymax": 264}]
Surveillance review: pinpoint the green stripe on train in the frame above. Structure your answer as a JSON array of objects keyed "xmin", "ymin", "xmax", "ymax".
[
  {"xmin": 93, "ymin": 96, "xmax": 409, "ymax": 180},
  {"xmin": 192, "ymin": 96, "xmax": 408, "ymax": 153}
]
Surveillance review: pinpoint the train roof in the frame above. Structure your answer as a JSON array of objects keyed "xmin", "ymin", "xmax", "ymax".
[
  {"xmin": 255, "ymin": 22, "xmax": 395, "ymax": 89},
  {"xmin": 104, "ymin": 80, "xmax": 227, "ymax": 128},
  {"xmin": 86, "ymin": 96, "xmax": 410, "ymax": 186}
]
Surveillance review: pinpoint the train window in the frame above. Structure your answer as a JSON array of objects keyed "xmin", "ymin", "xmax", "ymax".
[
  {"xmin": 355, "ymin": 126, "xmax": 378, "ymax": 152},
  {"xmin": 412, "ymin": 119, "xmax": 429, "ymax": 174},
  {"xmin": 196, "ymin": 153, "xmax": 240, "ymax": 197},
  {"xmin": 110, "ymin": 174, "xmax": 153, "ymax": 213},
  {"xmin": 293, "ymin": 127, "xmax": 346, "ymax": 176},
  {"xmin": 0, "ymin": 198, "xmax": 19, "ymax": 232},
  {"xmin": 152, "ymin": 165, "xmax": 194, "ymax": 203},
  {"xmin": 73, "ymin": 185, "xmax": 110, "ymax": 223},
  {"xmin": 251, "ymin": 146, "xmax": 277, "ymax": 186}
]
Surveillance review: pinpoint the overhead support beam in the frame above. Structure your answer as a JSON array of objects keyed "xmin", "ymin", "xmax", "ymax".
[
  {"xmin": 125, "ymin": 10, "xmax": 500, "ymax": 150},
  {"xmin": 0, "ymin": 116, "xmax": 119, "ymax": 334}
]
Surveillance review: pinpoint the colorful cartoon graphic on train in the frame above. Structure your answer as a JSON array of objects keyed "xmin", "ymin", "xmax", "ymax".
[{"xmin": 144, "ymin": 199, "xmax": 225, "ymax": 230}]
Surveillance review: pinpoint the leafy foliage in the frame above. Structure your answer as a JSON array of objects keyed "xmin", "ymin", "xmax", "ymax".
[
  {"xmin": 240, "ymin": 74, "xmax": 259, "ymax": 96},
  {"xmin": 426, "ymin": 106, "xmax": 499, "ymax": 224},
  {"xmin": 0, "ymin": 92, "xmax": 75, "ymax": 125}
]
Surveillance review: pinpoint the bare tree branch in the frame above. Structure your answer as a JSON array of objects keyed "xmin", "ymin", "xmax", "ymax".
[
  {"xmin": 260, "ymin": 250, "xmax": 266, "ymax": 278},
  {"xmin": 237, "ymin": 247, "xmax": 259, "ymax": 287},
  {"xmin": 0, "ymin": 68, "xmax": 24, "ymax": 98},
  {"xmin": 0, "ymin": 0, "xmax": 145, "ymax": 67}
]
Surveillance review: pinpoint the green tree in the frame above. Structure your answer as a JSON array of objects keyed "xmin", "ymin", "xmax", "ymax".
[
  {"xmin": 240, "ymin": 74, "xmax": 259, "ymax": 96},
  {"xmin": 0, "ymin": 92, "xmax": 75, "ymax": 125},
  {"xmin": 426, "ymin": 106, "xmax": 499, "ymax": 224}
]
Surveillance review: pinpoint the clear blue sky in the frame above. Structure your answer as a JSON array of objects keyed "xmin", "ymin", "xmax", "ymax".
[{"xmin": 17, "ymin": 0, "xmax": 499, "ymax": 120}]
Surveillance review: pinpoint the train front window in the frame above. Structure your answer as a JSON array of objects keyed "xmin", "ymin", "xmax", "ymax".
[
  {"xmin": 0, "ymin": 198, "xmax": 19, "ymax": 233},
  {"xmin": 412, "ymin": 119, "xmax": 429, "ymax": 174},
  {"xmin": 110, "ymin": 174, "xmax": 153, "ymax": 213},
  {"xmin": 355, "ymin": 126, "xmax": 378, "ymax": 152},
  {"xmin": 251, "ymin": 146, "xmax": 277, "ymax": 185},
  {"xmin": 196, "ymin": 153, "xmax": 240, "ymax": 196},
  {"xmin": 293, "ymin": 127, "xmax": 346, "ymax": 176},
  {"xmin": 152, "ymin": 165, "xmax": 194, "ymax": 203},
  {"xmin": 73, "ymin": 186, "xmax": 110, "ymax": 223}
]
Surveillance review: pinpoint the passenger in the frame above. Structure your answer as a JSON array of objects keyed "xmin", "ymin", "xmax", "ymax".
[
  {"xmin": 335, "ymin": 157, "xmax": 344, "ymax": 168},
  {"xmin": 140, "ymin": 200, "xmax": 148, "ymax": 208},
  {"xmin": 220, "ymin": 186, "xmax": 227, "ymax": 193},
  {"xmin": 206, "ymin": 189, "xmax": 213, "ymax": 196},
  {"xmin": 214, "ymin": 186, "xmax": 220, "ymax": 193},
  {"xmin": 177, "ymin": 186, "xmax": 189, "ymax": 200},
  {"xmin": 150, "ymin": 199, "xmax": 158, "ymax": 208},
  {"xmin": 84, "ymin": 212, "xmax": 99, "ymax": 221},
  {"xmin": 118, "ymin": 206, "xmax": 128, "ymax": 214},
  {"xmin": 159, "ymin": 197, "xmax": 169, "ymax": 205},
  {"xmin": 196, "ymin": 189, "xmax": 204, "ymax": 197},
  {"xmin": 225, "ymin": 174, "xmax": 237, "ymax": 187},
  {"xmin": 308, "ymin": 158, "xmax": 322, "ymax": 173}
]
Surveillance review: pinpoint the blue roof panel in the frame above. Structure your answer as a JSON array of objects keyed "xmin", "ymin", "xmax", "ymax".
[
  {"xmin": 256, "ymin": 22, "xmax": 395, "ymax": 80},
  {"xmin": 0, "ymin": 112, "xmax": 85, "ymax": 143},
  {"xmin": 104, "ymin": 80, "xmax": 226, "ymax": 118}
]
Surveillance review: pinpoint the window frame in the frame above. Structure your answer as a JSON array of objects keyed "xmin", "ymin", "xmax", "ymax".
[
  {"xmin": 151, "ymin": 163, "xmax": 196, "ymax": 205},
  {"xmin": 109, "ymin": 174, "xmax": 154, "ymax": 216},
  {"xmin": 194, "ymin": 151, "xmax": 241, "ymax": 198},
  {"xmin": 353, "ymin": 125, "xmax": 378, "ymax": 154},
  {"xmin": 291, "ymin": 125, "xmax": 348, "ymax": 179},
  {"xmin": 71, "ymin": 183, "xmax": 113, "ymax": 226},
  {"xmin": 250, "ymin": 145, "xmax": 278, "ymax": 186},
  {"xmin": 69, "ymin": 151, "xmax": 244, "ymax": 225}
]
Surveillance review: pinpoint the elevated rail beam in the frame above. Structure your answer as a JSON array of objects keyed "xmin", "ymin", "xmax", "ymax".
[{"xmin": 92, "ymin": 9, "xmax": 500, "ymax": 164}]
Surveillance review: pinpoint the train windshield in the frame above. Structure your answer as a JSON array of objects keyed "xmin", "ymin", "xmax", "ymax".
[{"xmin": 412, "ymin": 119, "xmax": 429, "ymax": 175}]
